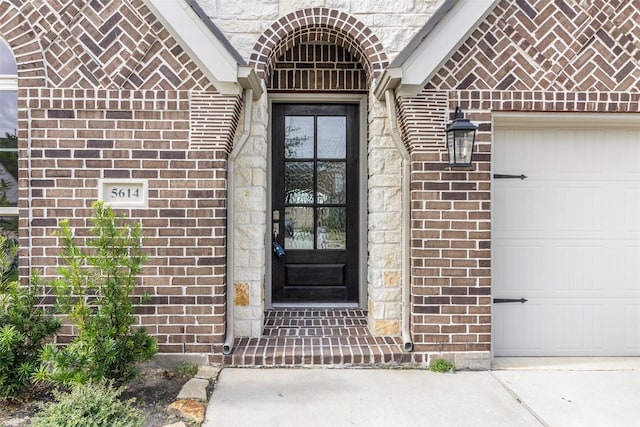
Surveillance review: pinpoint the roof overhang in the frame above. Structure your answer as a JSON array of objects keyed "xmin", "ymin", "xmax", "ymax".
[
  {"xmin": 143, "ymin": 0, "xmax": 263, "ymax": 99},
  {"xmin": 374, "ymin": 0, "xmax": 499, "ymax": 100}
]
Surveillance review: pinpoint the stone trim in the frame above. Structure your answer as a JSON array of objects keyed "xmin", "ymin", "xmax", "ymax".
[{"xmin": 250, "ymin": 7, "xmax": 388, "ymax": 83}]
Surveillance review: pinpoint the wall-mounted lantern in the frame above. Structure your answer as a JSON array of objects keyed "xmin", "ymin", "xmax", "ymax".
[{"xmin": 445, "ymin": 106, "xmax": 477, "ymax": 167}]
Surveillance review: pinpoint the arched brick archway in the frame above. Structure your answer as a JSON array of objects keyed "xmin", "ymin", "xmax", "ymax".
[
  {"xmin": 250, "ymin": 7, "xmax": 388, "ymax": 84},
  {"xmin": 0, "ymin": 2, "xmax": 46, "ymax": 87}
]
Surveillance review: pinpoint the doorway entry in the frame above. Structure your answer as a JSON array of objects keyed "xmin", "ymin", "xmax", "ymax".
[{"xmin": 271, "ymin": 103, "xmax": 359, "ymax": 303}]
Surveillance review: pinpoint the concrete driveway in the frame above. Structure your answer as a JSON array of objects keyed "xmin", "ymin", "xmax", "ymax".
[{"xmin": 203, "ymin": 359, "xmax": 640, "ymax": 427}]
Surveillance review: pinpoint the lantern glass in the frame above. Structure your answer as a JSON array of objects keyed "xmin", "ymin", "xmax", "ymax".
[{"xmin": 447, "ymin": 129, "xmax": 475, "ymax": 166}]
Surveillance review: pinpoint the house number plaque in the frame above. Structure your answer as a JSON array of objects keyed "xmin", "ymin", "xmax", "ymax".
[{"xmin": 99, "ymin": 179, "xmax": 148, "ymax": 208}]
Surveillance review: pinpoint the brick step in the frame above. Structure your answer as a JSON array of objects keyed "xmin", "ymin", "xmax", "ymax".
[
  {"xmin": 263, "ymin": 309, "xmax": 369, "ymax": 337},
  {"xmin": 225, "ymin": 309, "xmax": 410, "ymax": 367},
  {"xmin": 263, "ymin": 326, "xmax": 371, "ymax": 337},
  {"xmin": 265, "ymin": 308, "xmax": 368, "ymax": 319},
  {"xmin": 264, "ymin": 318, "xmax": 368, "ymax": 327},
  {"xmin": 224, "ymin": 336, "xmax": 409, "ymax": 367}
]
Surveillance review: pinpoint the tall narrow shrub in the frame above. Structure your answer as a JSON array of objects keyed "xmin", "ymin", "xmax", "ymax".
[{"xmin": 39, "ymin": 201, "xmax": 157, "ymax": 386}]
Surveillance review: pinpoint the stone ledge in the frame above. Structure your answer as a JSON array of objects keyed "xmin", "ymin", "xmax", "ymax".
[
  {"xmin": 166, "ymin": 364, "xmax": 222, "ymax": 426},
  {"xmin": 177, "ymin": 378, "xmax": 209, "ymax": 401},
  {"xmin": 167, "ymin": 399, "xmax": 206, "ymax": 425}
]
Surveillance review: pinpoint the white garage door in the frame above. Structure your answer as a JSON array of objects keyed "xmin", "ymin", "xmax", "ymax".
[{"xmin": 493, "ymin": 114, "xmax": 640, "ymax": 356}]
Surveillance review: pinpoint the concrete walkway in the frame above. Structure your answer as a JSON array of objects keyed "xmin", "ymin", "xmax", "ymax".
[{"xmin": 203, "ymin": 360, "xmax": 640, "ymax": 427}]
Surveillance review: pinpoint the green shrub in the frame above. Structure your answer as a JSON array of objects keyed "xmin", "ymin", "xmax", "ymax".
[
  {"xmin": 31, "ymin": 381, "xmax": 145, "ymax": 427},
  {"xmin": 0, "ymin": 237, "xmax": 61, "ymax": 400},
  {"xmin": 429, "ymin": 358, "xmax": 456, "ymax": 373},
  {"xmin": 38, "ymin": 201, "xmax": 157, "ymax": 386}
]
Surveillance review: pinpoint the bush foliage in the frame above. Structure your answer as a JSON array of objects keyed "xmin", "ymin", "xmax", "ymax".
[
  {"xmin": 39, "ymin": 201, "xmax": 157, "ymax": 386},
  {"xmin": 0, "ymin": 237, "xmax": 61, "ymax": 400},
  {"xmin": 31, "ymin": 381, "xmax": 145, "ymax": 427},
  {"xmin": 429, "ymin": 358, "xmax": 456, "ymax": 373}
]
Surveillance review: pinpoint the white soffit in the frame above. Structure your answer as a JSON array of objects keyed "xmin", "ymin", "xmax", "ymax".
[
  {"xmin": 144, "ymin": 0, "xmax": 259, "ymax": 97},
  {"xmin": 378, "ymin": 0, "xmax": 499, "ymax": 98}
]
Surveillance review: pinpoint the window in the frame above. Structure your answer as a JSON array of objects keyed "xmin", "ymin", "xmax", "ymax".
[{"xmin": 0, "ymin": 38, "xmax": 18, "ymax": 249}]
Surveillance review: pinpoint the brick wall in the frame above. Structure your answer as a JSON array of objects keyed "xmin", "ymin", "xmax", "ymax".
[
  {"xmin": 399, "ymin": 0, "xmax": 640, "ymax": 354},
  {"xmin": 269, "ymin": 42, "xmax": 367, "ymax": 92},
  {"xmin": 10, "ymin": 0, "xmax": 640, "ymax": 362},
  {"xmin": 3, "ymin": 0, "xmax": 243, "ymax": 359}
]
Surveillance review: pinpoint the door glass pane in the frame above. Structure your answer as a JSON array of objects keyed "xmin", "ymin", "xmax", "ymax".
[
  {"xmin": 317, "ymin": 116, "xmax": 346, "ymax": 159},
  {"xmin": 285, "ymin": 162, "xmax": 313, "ymax": 204},
  {"xmin": 318, "ymin": 207, "xmax": 345, "ymax": 250},
  {"xmin": 317, "ymin": 162, "xmax": 345, "ymax": 204},
  {"xmin": 284, "ymin": 207, "xmax": 314, "ymax": 249},
  {"xmin": 285, "ymin": 116, "xmax": 314, "ymax": 158}
]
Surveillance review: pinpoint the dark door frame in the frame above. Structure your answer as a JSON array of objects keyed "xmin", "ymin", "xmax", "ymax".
[{"xmin": 266, "ymin": 94, "xmax": 368, "ymax": 308}]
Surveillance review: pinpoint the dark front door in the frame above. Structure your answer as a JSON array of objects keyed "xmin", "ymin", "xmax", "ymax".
[{"xmin": 272, "ymin": 103, "xmax": 359, "ymax": 303}]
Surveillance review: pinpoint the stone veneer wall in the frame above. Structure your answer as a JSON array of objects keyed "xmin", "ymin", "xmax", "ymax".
[
  {"xmin": 231, "ymin": 91, "xmax": 269, "ymax": 337},
  {"xmin": 398, "ymin": 0, "xmax": 640, "ymax": 357},
  {"xmin": 2, "ymin": 0, "xmax": 242, "ymax": 361},
  {"xmin": 198, "ymin": 0, "xmax": 446, "ymax": 63},
  {"xmin": 367, "ymin": 92, "xmax": 404, "ymax": 335},
  {"xmin": 223, "ymin": 4, "xmax": 417, "ymax": 337}
]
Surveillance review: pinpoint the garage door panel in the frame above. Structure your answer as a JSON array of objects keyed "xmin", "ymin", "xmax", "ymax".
[
  {"xmin": 625, "ymin": 305, "xmax": 640, "ymax": 349},
  {"xmin": 553, "ymin": 246, "xmax": 604, "ymax": 292},
  {"xmin": 494, "ymin": 183, "xmax": 603, "ymax": 234},
  {"xmin": 613, "ymin": 246, "xmax": 640, "ymax": 291},
  {"xmin": 494, "ymin": 302, "xmax": 552, "ymax": 353},
  {"xmin": 493, "ymin": 244, "xmax": 545, "ymax": 292},
  {"xmin": 495, "ymin": 242, "xmax": 604, "ymax": 294},
  {"xmin": 495, "ymin": 128, "xmax": 640, "ymax": 174},
  {"xmin": 494, "ymin": 123, "xmax": 640, "ymax": 356},
  {"xmin": 496, "ymin": 241, "xmax": 640, "ymax": 297},
  {"xmin": 555, "ymin": 303, "xmax": 604, "ymax": 351},
  {"xmin": 618, "ymin": 184, "xmax": 640, "ymax": 232},
  {"xmin": 495, "ymin": 298, "xmax": 635, "ymax": 356}
]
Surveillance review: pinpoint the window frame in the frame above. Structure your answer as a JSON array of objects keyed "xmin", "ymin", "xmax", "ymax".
[{"xmin": 0, "ymin": 38, "xmax": 18, "ymax": 218}]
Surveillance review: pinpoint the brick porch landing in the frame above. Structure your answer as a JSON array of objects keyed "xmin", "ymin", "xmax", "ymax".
[{"xmin": 223, "ymin": 309, "xmax": 412, "ymax": 367}]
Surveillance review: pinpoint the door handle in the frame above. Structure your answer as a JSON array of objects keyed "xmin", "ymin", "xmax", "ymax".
[{"xmin": 272, "ymin": 241, "xmax": 285, "ymax": 258}]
